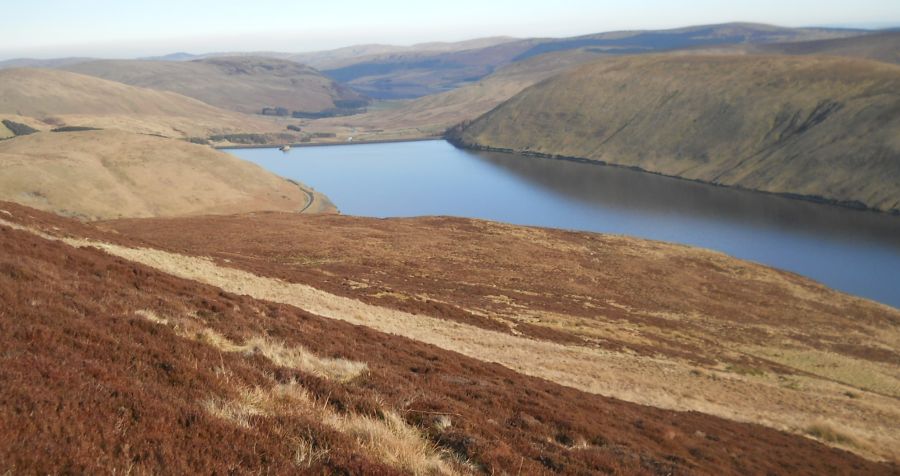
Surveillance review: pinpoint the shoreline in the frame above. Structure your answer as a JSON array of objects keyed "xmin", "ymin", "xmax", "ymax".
[
  {"xmin": 214, "ymin": 136, "xmax": 441, "ymax": 150},
  {"xmin": 446, "ymin": 137, "xmax": 900, "ymax": 218},
  {"xmin": 222, "ymin": 134, "xmax": 899, "ymax": 218}
]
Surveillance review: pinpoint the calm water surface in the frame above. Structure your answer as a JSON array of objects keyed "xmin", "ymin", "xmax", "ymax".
[{"xmin": 232, "ymin": 140, "xmax": 900, "ymax": 308}]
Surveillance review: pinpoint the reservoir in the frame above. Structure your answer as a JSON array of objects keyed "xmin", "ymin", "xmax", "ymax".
[{"xmin": 232, "ymin": 140, "xmax": 900, "ymax": 309}]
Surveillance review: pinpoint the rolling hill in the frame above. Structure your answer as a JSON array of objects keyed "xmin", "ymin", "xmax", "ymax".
[
  {"xmin": 0, "ymin": 68, "xmax": 275, "ymax": 137},
  {"xmin": 312, "ymin": 48, "xmax": 610, "ymax": 138},
  {"xmin": 0, "ymin": 56, "xmax": 94, "ymax": 70},
  {"xmin": 0, "ymin": 129, "xmax": 328, "ymax": 220},
  {"xmin": 287, "ymin": 37, "xmax": 521, "ymax": 70},
  {"xmin": 754, "ymin": 30, "xmax": 900, "ymax": 64},
  {"xmin": 449, "ymin": 55, "xmax": 900, "ymax": 214},
  {"xmin": 318, "ymin": 23, "xmax": 867, "ymax": 99},
  {"xmin": 63, "ymin": 57, "xmax": 367, "ymax": 114}
]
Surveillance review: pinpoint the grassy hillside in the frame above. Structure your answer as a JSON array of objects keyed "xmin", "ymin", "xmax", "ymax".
[
  {"xmin": 320, "ymin": 23, "xmax": 865, "ymax": 99},
  {"xmin": 451, "ymin": 55, "xmax": 900, "ymax": 214},
  {"xmin": 64, "ymin": 57, "xmax": 367, "ymax": 114},
  {"xmin": 0, "ymin": 68, "xmax": 275, "ymax": 137},
  {"xmin": 0, "ymin": 130, "xmax": 325, "ymax": 220},
  {"xmin": 314, "ymin": 48, "xmax": 609, "ymax": 138},
  {"xmin": 1, "ymin": 203, "xmax": 897, "ymax": 473},
  {"xmin": 755, "ymin": 30, "xmax": 900, "ymax": 64},
  {"xmin": 289, "ymin": 37, "xmax": 520, "ymax": 70}
]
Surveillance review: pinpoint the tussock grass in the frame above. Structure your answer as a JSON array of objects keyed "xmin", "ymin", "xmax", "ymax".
[
  {"xmin": 243, "ymin": 336, "xmax": 368, "ymax": 383},
  {"xmin": 327, "ymin": 409, "xmax": 456, "ymax": 475},
  {"xmin": 138, "ymin": 310, "xmax": 367, "ymax": 382},
  {"xmin": 204, "ymin": 382, "xmax": 459, "ymax": 475},
  {"xmin": 805, "ymin": 421, "xmax": 858, "ymax": 447},
  {"xmin": 134, "ymin": 309, "xmax": 169, "ymax": 325}
]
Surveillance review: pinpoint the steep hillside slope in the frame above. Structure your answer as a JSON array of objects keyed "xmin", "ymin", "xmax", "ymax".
[
  {"xmin": 0, "ymin": 203, "xmax": 896, "ymax": 473},
  {"xmin": 64, "ymin": 57, "xmax": 367, "ymax": 114},
  {"xmin": 105, "ymin": 211, "xmax": 900, "ymax": 462},
  {"xmin": 0, "ymin": 68, "xmax": 273, "ymax": 137},
  {"xmin": 0, "ymin": 130, "xmax": 327, "ymax": 220},
  {"xmin": 450, "ymin": 55, "xmax": 900, "ymax": 213}
]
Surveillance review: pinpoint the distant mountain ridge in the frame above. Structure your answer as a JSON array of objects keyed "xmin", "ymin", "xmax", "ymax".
[
  {"xmin": 62, "ymin": 57, "xmax": 366, "ymax": 114},
  {"xmin": 315, "ymin": 23, "xmax": 872, "ymax": 98},
  {"xmin": 2, "ymin": 22, "xmax": 878, "ymax": 99},
  {"xmin": 753, "ymin": 30, "xmax": 900, "ymax": 64}
]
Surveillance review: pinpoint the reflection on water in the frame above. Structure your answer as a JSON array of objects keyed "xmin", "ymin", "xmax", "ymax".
[
  {"xmin": 474, "ymin": 150, "xmax": 900, "ymax": 248},
  {"xmin": 231, "ymin": 140, "xmax": 900, "ymax": 308}
]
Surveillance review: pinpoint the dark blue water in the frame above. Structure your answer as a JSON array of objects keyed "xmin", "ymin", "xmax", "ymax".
[{"xmin": 231, "ymin": 140, "xmax": 900, "ymax": 308}]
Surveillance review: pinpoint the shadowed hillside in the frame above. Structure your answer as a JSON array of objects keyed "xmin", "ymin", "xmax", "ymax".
[
  {"xmin": 0, "ymin": 68, "xmax": 274, "ymax": 137},
  {"xmin": 754, "ymin": 30, "xmax": 900, "ymax": 64},
  {"xmin": 0, "ymin": 130, "xmax": 330, "ymax": 220},
  {"xmin": 450, "ymin": 55, "xmax": 900, "ymax": 214},
  {"xmin": 319, "ymin": 23, "xmax": 866, "ymax": 99},
  {"xmin": 313, "ymin": 48, "xmax": 609, "ymax": 138},
  {"xmin": 64, "ymin": 57, "xmax": 367, "ymax": 114}
]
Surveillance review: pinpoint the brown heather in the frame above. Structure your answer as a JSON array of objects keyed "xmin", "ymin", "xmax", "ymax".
[{"xmin": 0, "ymin": 202, "xmax": 896, "ymax": 474}]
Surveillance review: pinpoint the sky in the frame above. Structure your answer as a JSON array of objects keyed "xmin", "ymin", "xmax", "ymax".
[{"xmin": 1, "ymin": 0, "xmax": 899, "ymax": 60}]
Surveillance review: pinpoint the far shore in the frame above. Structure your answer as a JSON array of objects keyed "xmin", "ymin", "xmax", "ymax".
[{"xmin": 215, "ymin": 136, "xmax": 441, "ymax": 150}]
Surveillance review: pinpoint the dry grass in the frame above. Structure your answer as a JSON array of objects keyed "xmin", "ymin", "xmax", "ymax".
[
  {"xmin": 204, "ymin": 381, "xmax": 459, "ymax": 475},
  {"xmin": 9, "ymin": 218, "xmax": 900, "ymax": 462},
  {"xmin": 0, "ymin": 68, "xmax": 275, "ymax": 138},
  {"xmin": 137, "ymin": 310, "xmax": 368, "ymax": 382},
  {"xmin": 64, "ymin": 57, "xmax": 362, "ymax": 114},
  {"xmin": 750, "ymin": 347, "xmax": 900, "ymax": 397},
  {"xmin": 806, "ymin": 420, "xmax": 858, "ymax": 447},
  {"xmin": 0, "ymin": 130, "xmax": 312, "ymax": 220},
  {"xmin": 328, "ymin": 409, "xmax": 458, "ymax": 475}
]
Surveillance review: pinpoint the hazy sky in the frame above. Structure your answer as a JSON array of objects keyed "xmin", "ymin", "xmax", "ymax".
[{"xmin": 2, "ymin": 0, "xmax": 899, "ymax": 59}]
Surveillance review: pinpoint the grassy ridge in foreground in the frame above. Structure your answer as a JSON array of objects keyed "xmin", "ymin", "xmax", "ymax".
[
  {"xmin": 105, "ymin": 211, "xmax": 900, "ymax": 462},
  {"xmin": 450, "ymin": 55, "xmax": 900, "ymax": 214},
  {"xmin": 1, "ymin": 202, "xmax": 896, "ymax": 474}
]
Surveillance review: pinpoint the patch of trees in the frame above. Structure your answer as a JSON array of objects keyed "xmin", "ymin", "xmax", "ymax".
[
  {"xmin": 262, "ymin": 104, "xmax": 368, "ymax": 120},
  {"xmin": 2, "ymin": 120, "xmax": 38, "ymax": 136},
  {"xmin": 261, "ymin": 107, "xmax": 290, "ymax": 117},
  {"xmin": 208, "ymin": 132, "xmax": 299, "ymax": 145},
  {"xmin": 291, "ymin": 107, "xmax": 366, "ymax": 119},
  {"xmin": 51, "ymin": 126, "xmax": 102, "ymax": 133},
  {"xmin": 209, "ymin": 133, "xmax": 270, "ymax": 145}
]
